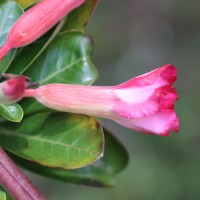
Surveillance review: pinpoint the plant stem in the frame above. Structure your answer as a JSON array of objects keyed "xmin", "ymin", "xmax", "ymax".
[{"xmin": 0, "ymin": 147, "xmax": 45, "ymax": 200}]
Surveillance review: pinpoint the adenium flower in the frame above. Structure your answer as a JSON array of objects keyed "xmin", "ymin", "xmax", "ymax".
[
  {"xmin": 23, "ymin": 64, "xmax": 179, "ymax": 136},
  {"xmin": 0, "ymin": 0, "xmax": 85, "ymax": 60}
]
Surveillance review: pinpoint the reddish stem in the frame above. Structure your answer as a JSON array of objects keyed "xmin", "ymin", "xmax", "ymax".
[{"xmin": 0, "ymin": 147, "xmax": 45, "ymax": 200}]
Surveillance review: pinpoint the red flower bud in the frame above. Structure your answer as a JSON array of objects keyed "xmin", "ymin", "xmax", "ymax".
[
  {"xmin": 0, "ymin": 76, "xmax": 26, "ymax": 104},
  {"xmin": 0, "ymin": 0, "xmax": 85, "ymax": 60}
]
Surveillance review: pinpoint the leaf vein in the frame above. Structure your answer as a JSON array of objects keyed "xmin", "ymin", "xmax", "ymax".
[
  {"xmin": 0, "ymin": 128, "xmax": 100, "ymax": 156},
  {"xmin": 39, "ymin": 57, "xmax": 90, "ymax": 84}
]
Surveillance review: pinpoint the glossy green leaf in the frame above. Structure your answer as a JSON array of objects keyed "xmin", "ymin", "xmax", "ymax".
[
  {"xmin": 61, "ymin": 0, "xmax": 98, "ymax": 32},
  {"xmin": 8, "ymin": 31, "xmax": 98, "ymax": 85},
  {"xmin": 0, "ymin": 186, "xmax": 7, "ymax": 200},
  {"xmin": 0, "ymin": 112, "xmax": 104, "ymax": 169},
  {"xmin": 20, "ymin": 31, "xmax": 98, "ymax": 114},
  {"xmin": 14, "ymin": 0, "xmax": 39, "ymax": 9},
  {"xmin": 0, "ymin": 1, "xmax": 23, "ymax": 72},
  {"xmin": 24, "ymin": 31, "xmax": 98, "ymax": 85},
  {"xmin": 8, "ymin": 128, "xmax": 128, "ymax": 187},
  {"xmin": 0, "ymin": 1, "xmax": 23, "ymax": 46},
  {"xmin": 0, "ymin": 103, "xmax": 23, "ymax": 122}
]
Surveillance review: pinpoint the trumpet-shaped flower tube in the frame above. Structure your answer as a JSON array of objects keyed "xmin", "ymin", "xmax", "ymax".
[
  {"xmin": 0, "ymin": 0, "xmax": 85, "ymax": 60},
  {"xmin": 24, "ymin": 64, "xmax": 179, "ymax": 136}
]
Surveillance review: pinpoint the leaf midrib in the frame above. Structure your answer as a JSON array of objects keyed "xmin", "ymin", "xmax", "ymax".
[
  {"xmin": 0, "ymin": 128, "xmax": 100, "ymax": 156},
  {"xmin": 39, "ymin": 56, "xmax": 90, "ymax": 84}
]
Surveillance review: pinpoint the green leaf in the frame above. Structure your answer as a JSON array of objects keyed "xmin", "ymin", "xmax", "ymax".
[
  {"xmin": 0, "ymin": 1, "xmax": 23, "ymax": 72},
  {"xmin": 61, "ymin": 0, "xmax": 99, "ymax": 32},
  {"xmin": 101, "ymin": 129, "xmax": 129, "ymax": 175},
  {"xmin": 14, "ymin": 0, "xmax": 39, "ymax": 9},
  {"xmin": 0, "ymin": 1, "xmax": 23, "ymax": 46},
  {"xmin": 0, "ymin": 112, "xmax": 104, "ymax": 169},
  {"xmin": 0, "ymin": 186, "xmax": 7, "ymax": 200},
  {"xmin": 8, "ymin": 31, "xmax": 97, "ymax": 85},
  {"xmin": 24, "ymin": 31, "xmax": 98, "ymax": 85},
  {"xmin": 19, "ymin": 31, "xmax": 98, "ymax": 114},
  {"xmin": 0, "ymin": 103, "xmax": 23, "ymax": 122},
  {"xmin": 8, "ymin": 128, "xmax": 128, "ymax": 187}
]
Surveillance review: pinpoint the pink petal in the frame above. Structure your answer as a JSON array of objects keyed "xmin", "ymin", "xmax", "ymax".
[
  {"xmin": 112, "ymin": 65, "xmax": 178, "ymax": 119},
  {"xmin": 156, "ymin": 86, "xmax": 178, "ymax": 111},
  {"xmin": 114, "ymin": 111, "xmax": 179, "ymax": 136},
  {"xmin": 116, "ymin": 64, "xmax": 177, "ymax": 88}
]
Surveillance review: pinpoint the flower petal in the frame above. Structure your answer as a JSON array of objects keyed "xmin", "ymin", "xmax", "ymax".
[
  {"xmin": 114, "ymin": 111, "xmax": 179, "ymax": 136},
  {"xmin": 116, "ymin": 64, "xmax": 177, "ymax": 88},
  {"xmin": 157, "ymin": 86, "xmax": 178, "ymax": 111},
  {"xmin": 112, "ymin": 65, "xmax": 178, "ymax": 119},
  {"xmin": 23, "ymin": 64, "xmax": 179, "ymax": 136}
]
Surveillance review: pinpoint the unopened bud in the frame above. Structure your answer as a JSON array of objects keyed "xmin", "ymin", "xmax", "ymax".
[
  {"xmin": 0, "ymin": 75, "xmax": 34, "ymax": 104},
  {"xmin": 0, "ymin": 0, "xmax": 85, "ymax": 60}
]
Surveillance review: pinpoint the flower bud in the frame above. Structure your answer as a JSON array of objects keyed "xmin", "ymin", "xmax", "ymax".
[
  {"xmin": 0, "ymin": 0, "xmax": 85, "ymax": 60},
  {"xmin": 24, "ymin": 64, "xmax": 179, "ymax": 136},
  {"xmin": 0, "ymin": 76, "xmax": 26, "ymax": 104}
]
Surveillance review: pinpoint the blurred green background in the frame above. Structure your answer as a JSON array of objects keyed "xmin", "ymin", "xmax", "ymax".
[{"xmin": 26, "ymin": 0, "xmax": 200, "ymax": 199}]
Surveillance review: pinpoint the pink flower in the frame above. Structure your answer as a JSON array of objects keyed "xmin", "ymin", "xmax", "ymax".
[
  {"xmin": 24, "ymin": 64, "xmax": 179, "ymax": 136},
  {"xmin": 0, "ymin": 0, "xmax": 85, "ymax": 60}
]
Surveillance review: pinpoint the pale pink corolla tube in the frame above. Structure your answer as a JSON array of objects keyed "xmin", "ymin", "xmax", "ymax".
[{"xmin": 23, "ymin": 64, "xmax": 179, "ymax": 136}]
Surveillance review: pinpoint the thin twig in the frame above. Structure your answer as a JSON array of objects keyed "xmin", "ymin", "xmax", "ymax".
[{"xmin": 0, "ymin": 147, "xmax": 46, "ymax": 200}]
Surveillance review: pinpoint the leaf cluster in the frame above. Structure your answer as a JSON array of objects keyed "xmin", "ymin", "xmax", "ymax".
[{"xmin": 0, "ymin": 0, "xmax": 129, "ymax": 192}]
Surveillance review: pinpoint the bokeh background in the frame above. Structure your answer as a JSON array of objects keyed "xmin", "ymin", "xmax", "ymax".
[{"xmin": 26, "ymin": 0, "xmax": 200, "ymax": 199}]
